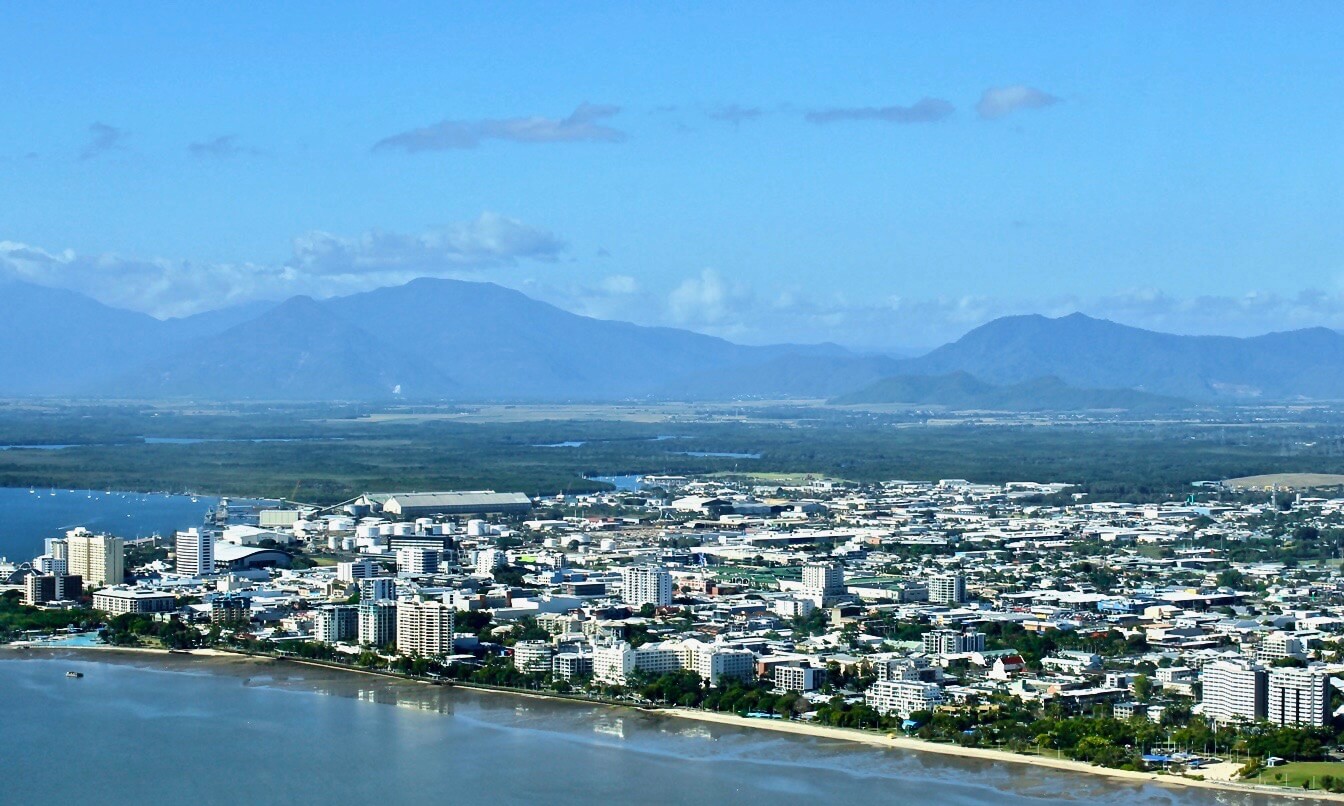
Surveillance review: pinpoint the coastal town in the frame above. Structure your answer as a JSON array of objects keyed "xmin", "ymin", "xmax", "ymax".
[{"xmin": 6, "ymin": 474, "xmax": 1344, "ymax": 794}]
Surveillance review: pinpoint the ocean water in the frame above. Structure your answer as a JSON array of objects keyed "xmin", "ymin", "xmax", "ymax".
[
  {"xmin": 0, "ymin": 487, "xmax": 217, "ymax": 562},
  {"xmin": 0, "ymin": 651, "xmax": 1289, "ymax": 806}
]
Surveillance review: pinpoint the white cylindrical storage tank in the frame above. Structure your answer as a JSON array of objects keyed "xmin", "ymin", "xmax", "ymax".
[
  {"xmin": 327, "ymin": 536, "xmax": 339, "ymax": 551},
  {"xmin": 599, "ymin": 538, "xmax": 616, "ymax": 551},
  {"xmin": 379, "ymin": 524, "xmax": 394, "ymax": 536},
  {"xmin": 329, "ymin": 517, "xmax": 355, "ymax": 532},
  {"xmin": 340, "ymin": 537, "xmax": 357, "ymax": 551},
  {"xmin": 393, "ymin": 523, "xmax": 414, "ymax": 536},
  {"xmin": 356, "ymin": 523, "xmax": 380, "ymax": 539},
  {"xmin": 543, "ymin": 537, "xmax": 558, "ymax": 549},
  {"xmin": 467, "ymin": 519, "xmax": 487, "ymax": 537},
  {"xmin": 415, "ymin": 518, "xmax": 434, "ymax": 533}
]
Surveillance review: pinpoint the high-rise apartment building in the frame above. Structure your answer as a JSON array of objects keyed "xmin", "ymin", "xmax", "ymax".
[
  {"xmin": 929, "ymin": 574, "xmax": 966, "ymax": 605},
  {"xmin": 357, "ymin": 600, "xmax": 397, "ymax": 647},
  {"xmin": 396, "ymin": 547, "xmax": 439, "ymax": 578},
  {"xmin": 620, "ymin": 565, "xmax": 672, "ymax": 608},
  {"xmin": 396, "ymin": 599, "xmax": 455, "ymax": 658},
  {"xmin": 1201, "ymin": 658, "xmax": 1267, "ymax": 724},
  {"xmin": 175, "ymin": 528, "xmax": 215, "ymax": 576},
  {"xmin": 1268, "ymin": 666, "xmax": 1330, "ymax": 727},
  {"xmin": 315, "ymin": 605, "xmax": 359, "ymax": 644},
  {"xmin": 802, "ymin": 561, "xmax": 845, "ymax": 603},
  {"xmin": 24, "ymin": 573, "xmax": 82, "ymax": 605},
  {"xmin": 359, "ymin": 577, "xmax": 397, "ymax": 602},
  {"xmin": 65, "ymin": 529, "xmax": 124, "ymax": 588},
  {"xmin": 923, "ymin": 629, "xmax": 986, "ymax": 655}
]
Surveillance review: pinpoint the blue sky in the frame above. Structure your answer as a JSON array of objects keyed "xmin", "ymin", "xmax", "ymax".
[{"xmin": 1, "ymin": 3, "xmax": 1341, "ymax": 351}]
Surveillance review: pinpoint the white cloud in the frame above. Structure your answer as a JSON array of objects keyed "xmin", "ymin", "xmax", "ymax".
[
  {"xmin": 522, "ymin": 274, "xmax": 1344, "ymax": 355},
  {"xmin": 599, "ymin": 274, "xmax": 639, "ymax": 295},
  {"xmin": 6, "ymin": 229, "xmax": 1344, "ymax": 351},
  {"xmin": 976, "ymin": 85, "xmax": 1059, "ymax": 120},
  {"xmin": 0, "ymin": 213, "xmax": 564, "ymax": 318},
  {"xmin": 667, "ymin": 268, "xmax": 752, "ymax": 331}
]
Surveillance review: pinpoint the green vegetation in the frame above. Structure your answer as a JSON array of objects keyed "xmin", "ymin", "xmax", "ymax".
[
  {"xmin": 0, "ymin": 590, "xmax": 98, "ymax": 640},
  {"xmin": 101, "ymin": 613, "xmax": 202, "ymax": 649},
  {"xmin": 4, "ymin": 401, "xmax": 1344, "ymax": 502},
  {"xmin": 1245, "ymin": 761, "xmax": 1344, "ymax": 792}
]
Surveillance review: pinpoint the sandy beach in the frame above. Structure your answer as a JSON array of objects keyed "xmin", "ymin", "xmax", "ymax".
[{"xmin": 657, "ymin": 708, "xmax": 1342, "ymax": 802}]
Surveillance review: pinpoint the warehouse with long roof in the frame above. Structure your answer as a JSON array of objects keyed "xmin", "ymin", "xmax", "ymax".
[{"xmin": 362, "ymin": 491, "xmax": 533, "ymax": 519}]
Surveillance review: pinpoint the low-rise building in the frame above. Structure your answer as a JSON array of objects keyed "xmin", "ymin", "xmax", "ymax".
[{"xmin": 93, "ymin": 586, "xmax": 176, "ymax": 616}]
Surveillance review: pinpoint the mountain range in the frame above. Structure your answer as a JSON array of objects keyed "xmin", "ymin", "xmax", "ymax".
[{"xmin": 2, "ymin": 276, "xmax": 1342, "ymax": 407}]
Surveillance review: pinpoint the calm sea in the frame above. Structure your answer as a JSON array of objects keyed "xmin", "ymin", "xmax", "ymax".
[
  {"xmin": 0, "ymin": 487, "xmax": 217, "ymax": 562},
  {"xmin": 0, "ymin": 652, "xmax": 1287, "ymax": 806}
]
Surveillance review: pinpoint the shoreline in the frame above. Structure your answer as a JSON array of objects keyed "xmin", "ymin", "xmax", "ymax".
[
  {"xmin": 658, "ymin": 708, "xmax": 1340, "ymax": 803},
  {"xmin": 11, "ymin": 643, "xmax": 1342, "ymax": 803}
]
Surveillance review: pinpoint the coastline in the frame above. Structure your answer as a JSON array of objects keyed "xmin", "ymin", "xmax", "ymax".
[
  {"xmin": 11, "ymin": 643, "xmax": 1341, "ymax": 803},
  {"xmin": 658, "ymin": 708, "xmax": 1341, "ymax": 803}
]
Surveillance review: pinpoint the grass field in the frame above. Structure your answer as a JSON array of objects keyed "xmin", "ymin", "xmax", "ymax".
[
  {"xmin": 1247, "ymin": 760, "xmax": 1344, "ymax": 789},
  {"xmin": 1223, "ymin": 473, "xmax": 1344, "ymax": 490}
]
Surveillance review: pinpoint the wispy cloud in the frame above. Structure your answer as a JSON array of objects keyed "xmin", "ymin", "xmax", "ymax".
[
  {"xmin": 80, "ymin": 122, "xmax": 128, "ymax": 160},
  {"xmin": 188, "ymin": 135, "xmax": 261, "ymax": 158},
  {"xmin": 373, "ymin": 103, "xmax": 626, "ymax": 152},
  {"xmin": 805, "ymin": 98, "xmax": 954, "ymax": 125},
  {"xmin": 706, "ymin": 104, "xmax": 763, "ymax": 126},
  {"xmin": 976, "ymin": 85, "xmax": 1059, "ymax": 120}
]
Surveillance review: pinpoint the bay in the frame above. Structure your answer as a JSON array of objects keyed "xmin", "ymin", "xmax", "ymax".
[
  {"xmin": 0, "ymin": 487, "xmax": 217, "ymax": 562},
  {"xmin": 0, "ymin": 651, "xmax": 1284, "ymax": 805}
]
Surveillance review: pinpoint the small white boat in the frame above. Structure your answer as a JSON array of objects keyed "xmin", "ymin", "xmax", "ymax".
[{"xmin": 65, "ymin": 671, "xmax": 83, "ymax": 679}]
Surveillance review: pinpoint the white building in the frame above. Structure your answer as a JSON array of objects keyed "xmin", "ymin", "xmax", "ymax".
[
  {"xmin": 513, "ymin": 640, "xmax": 556, "ymax": 673},
  {"xmin": 1040, "ymin": 651, "xmax": 1102, "ymax": 675},
  {"xmin": 772, "ymin": 597, "xmax": 816, "ymax": 618},
  {"xmin": 592, "ymin": 639, "xmax": 753, "ymax": 687},
  {"xmin": 802, "ymin": 560, "xmax": 845, "ymax": 603},
  {"xmin": 475, "ymin": 548, "xmax": 506, "ymax": 576},
  {"xmin": 34, "ymin": 555, "xmax": 67, "ymax": 576},
  {"xmin": 866, "ymin": 679, "xmax": 944, "ymax": 718},
  {"xmin": 1200, "ymin": 658, "xmax": 1267, "ymax": 724},
  {"xmin": 553, "ymin": 650, "xmax": 594, "ymax": 681},
  {"xmin": 396, "ymin": 599, "xmax": 455, "ymax": 658},
  {"xmin": 396, "ymin": 547, "xmax": 439, "ymax": 578},
  {"xmin": 92, "ymin": 586, "xmax": 175, "ymax": 616},
  {"xmin": 774, "ymin": 664, "xmax": 825, "ymax": 692},
  {"xmin": 594, "ymin": 642, "xmax": 680, "ymax": 685},
  {"xmin": 359, "ymin": 577, "xmax": 397, "ymax": 602},
  {"xmin": 1268, "ymin": 666, "xmax": 1330, "ymax": 727},
  {"xmin": 175, "ymin": 528, "xmax": 215, "ymax": 577},
  {"xmin": 681, "ymin": 639, "xmax": 754, "ymax": 686},
  {"xmin": 620, "ymin": 565, "xmax": 672, "ymax": 608},
  {"xmin": 357, "ymin": 600, "xmax": 397, "ymax": 647},
  {"xmin": 1255, "ymin": 633, "xmax": 1307, "ymax": 663},
  {"xmin": 337, "ymin": 559, "xmax": 378, "ymax": 583},
  {"xmin": 923, "ymin": 630, "xmax": 986, "ymax": 655},
  {"xmin": 929, "ymin": 574, "xmax": 966, "ymax": 605}
]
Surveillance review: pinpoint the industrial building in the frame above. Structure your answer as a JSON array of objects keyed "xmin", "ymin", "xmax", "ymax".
[{"xmin": 360, "ymin": 491, "xmax": 533, "ymax": 519}]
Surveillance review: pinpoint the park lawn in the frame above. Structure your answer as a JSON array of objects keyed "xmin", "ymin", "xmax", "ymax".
[{"xmin": 1248, "ymin": 761, "xmax": 1344, "ymax": 789}]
